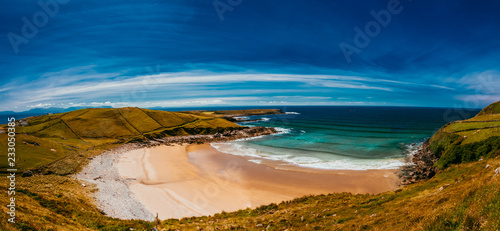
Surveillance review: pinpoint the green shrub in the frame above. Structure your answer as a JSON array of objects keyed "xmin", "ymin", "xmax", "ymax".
[{"xmin": 435, "ymin": 136, "xmax": 500, "ymax": 169}]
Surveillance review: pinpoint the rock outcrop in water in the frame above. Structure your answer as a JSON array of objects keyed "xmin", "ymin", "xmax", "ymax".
[{"xmin": 137, "ymin": 126, "xmax": 278, "ymax": 146}]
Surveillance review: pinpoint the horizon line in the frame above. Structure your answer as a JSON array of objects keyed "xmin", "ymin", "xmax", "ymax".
[{"xmin": 0, "ymin": 104, "xmax": 485, "ymax": 114}]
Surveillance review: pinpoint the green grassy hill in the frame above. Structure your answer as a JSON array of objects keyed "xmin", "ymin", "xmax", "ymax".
[
  {"xmin": 17, "ymin": 107, "xmax": 240, "ymax": 143},
  {"xmin": 428, "ymin": 102, "xmax": 500, "ymax": 169},
  {"xmin": 0, "ymin": 107, "xmax": 241, "ymax": 174},
  {"xmin": 477, "ymin": 101, "xmax": 500, "ymax": 116},
  {"xmin": 1, "ymin": 103, "xmax": 499, "ymax": 230}
]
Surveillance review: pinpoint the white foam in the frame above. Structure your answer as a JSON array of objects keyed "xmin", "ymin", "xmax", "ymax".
[
  {"xmin": 260, "ymin": 117, "xmax": 271, "ymax": 122},
  {"xmin": 292, "ymin": 158, "xmax": 406, "ymax": 170},
  {"xmin": 211, "ymin": 143, "xmax": 286, "ymax": 159},
  {"xmin": 404, "ymin": 142, "xmax": 424, "ymax": 156},
  {"xmin": 273, "ymin": 127, "xmax": 292, "ymax": 134},
  {"xmin": 285, "ymin": 112, "xmax": 300, "ymax": 115},
  {"xmin": 211, "ymin": 142, "xmax": 406, "ymax": 170}
]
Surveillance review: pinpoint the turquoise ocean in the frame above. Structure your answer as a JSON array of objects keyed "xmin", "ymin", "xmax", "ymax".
[{"xmin": 211, "ymin": 106, "xmax": 480, "ymax": 170}]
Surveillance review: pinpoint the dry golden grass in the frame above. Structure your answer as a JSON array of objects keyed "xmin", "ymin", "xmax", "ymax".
[
  {"xmin": 142, "ymin": 109, "xmax": 199, "ymax": 127},
  {"xmin": 116, "ymin": 107, "xmax": 162, "ymax": 133}
]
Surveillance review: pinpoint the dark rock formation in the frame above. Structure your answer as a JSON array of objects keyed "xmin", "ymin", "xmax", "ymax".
[
  {"xmin": 399, "ymin": 140, "xmax": 439, "ymax": 185},
  {"xmin": 136, "ymin": 126, "xmax": 278, "ymax": 146}
]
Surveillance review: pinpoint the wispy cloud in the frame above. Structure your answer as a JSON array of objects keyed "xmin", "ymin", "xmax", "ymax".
[
  {"xmin": 453, "ymin": 70, "xmax": 500, "ymax": 107},
  {"xmin": 1, "ymin": 70, "xmax": 450, "ymax": 111}
]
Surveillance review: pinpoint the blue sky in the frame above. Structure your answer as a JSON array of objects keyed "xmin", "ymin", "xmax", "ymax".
[{"xmin": 1, "ymin": 0, "xmax": 499, "ymax": 111}]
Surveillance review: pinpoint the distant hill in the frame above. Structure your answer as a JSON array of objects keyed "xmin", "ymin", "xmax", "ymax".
[
  {"xmin": 181, "ymin": 108, "xmax": 283, "ymax": 117},
  {"xmin": 0, "ymin": 107, "xmax": 98, "ymax": 119}
]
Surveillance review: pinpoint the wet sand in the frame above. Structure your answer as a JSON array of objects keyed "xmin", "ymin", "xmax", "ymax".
[{"xmin": 116, "ymin": 144, "xmax": 399, "ymax": 220}]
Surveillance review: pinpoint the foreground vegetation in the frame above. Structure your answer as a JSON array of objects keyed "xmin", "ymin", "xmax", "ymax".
[{"xmin": 0, "ymin": 103, "xmax": 499, "ymax": 230}]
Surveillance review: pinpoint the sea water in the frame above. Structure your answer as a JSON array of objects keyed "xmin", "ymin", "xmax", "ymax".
[{"xmin": 211, "ymin": 106, "xmax": 480, "ymax": 170}]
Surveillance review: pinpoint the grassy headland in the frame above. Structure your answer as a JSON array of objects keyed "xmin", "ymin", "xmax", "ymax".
[
  {"xmin": 429, "ymin": 101, "xmax": 500, "ymax": 169},
  {"xmin": 0, "ymin": 107, "xmax": 242, "ymax": 175}
]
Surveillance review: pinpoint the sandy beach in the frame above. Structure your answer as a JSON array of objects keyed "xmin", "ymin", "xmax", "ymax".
[{"xmin": 115, "ymin": 144, "xmax": 399, "ymax": 220}]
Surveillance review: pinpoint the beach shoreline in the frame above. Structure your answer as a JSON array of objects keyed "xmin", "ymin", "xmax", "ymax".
[
  {"xmin": 74, "ymin": 144, "xmax": 156, "ymax": 221},
  {"xmin": 78, "ymin": 143, "xmax": 400, "ymax": 220}
]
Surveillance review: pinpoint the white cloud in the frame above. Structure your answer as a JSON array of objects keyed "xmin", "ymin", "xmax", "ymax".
[
  {"xmin": 25, "ymin": 97, "xmax": 263, "ymax": 109},
  {"xmin": 28, "ymin": 103, "xmax": 54, "ymax": 108},
  {"xmin": 20, "ymin": 73, "xmax": 396, "ymax": 102}
]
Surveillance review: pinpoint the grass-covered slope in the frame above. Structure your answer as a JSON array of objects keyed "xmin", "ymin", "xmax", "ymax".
[
  {"xmin": 0, "ymin": 107, "xmax": 241, "ymax": 173},
  {"xmin": 429, "ymin": 101, "xmax": 500, "ymax": 169},
  {"xmin": 477, "ymin": 100, "xmax": 500, "ymax": 116},
  {"xmin": 0, "ymin": 133, "xmax": 73, "ymax": 171}
]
